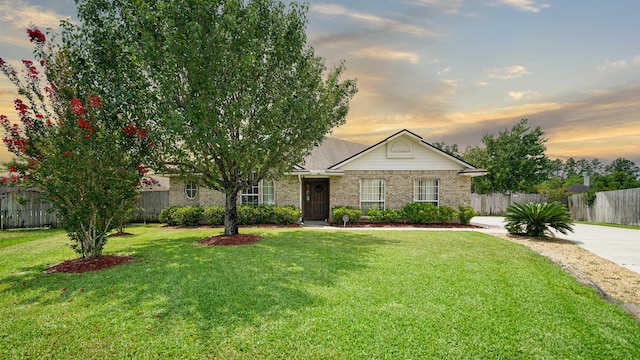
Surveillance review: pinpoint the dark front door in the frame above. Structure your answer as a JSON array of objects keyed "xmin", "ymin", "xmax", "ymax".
[{"xmin": 303, "ymin": 179, "xmax": 329, "ymax": 221}]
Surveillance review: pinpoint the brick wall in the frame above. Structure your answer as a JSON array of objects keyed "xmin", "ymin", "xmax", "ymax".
[
  {"xmin": 169, "ymin": 171, "xmax": 472, "ymax": 214},
  {"xmin": 329, "ymin": 170, "xmax": 471, "ymax": 210},
  {"xmin": 169, "ymin": 178, "xmax": 300, "ymax": 207}
]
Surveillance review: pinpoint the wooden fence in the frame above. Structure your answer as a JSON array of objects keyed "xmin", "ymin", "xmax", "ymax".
[
  {"xmin": 0, "ymin": 189, "xmax": 58, "ymax": 229},
  {"xmin": 471, "ymin": 193, "xmax": 547, "ymax": 215},
  {"xmin": 0, "ymin": 188, "xmax": 168, "ymax": 229},
  {"xmin": 131, "ymin": 190, "xmax": 169, "ymax": 223},
  {"xmin": 568, "ymin": 187, "xmax": 640, "ymax": 226}
]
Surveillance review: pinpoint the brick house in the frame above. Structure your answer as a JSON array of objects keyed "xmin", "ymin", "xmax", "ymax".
[{"xmin": 169, "ymin": 129, "xmax": 487, "ymax": 221}]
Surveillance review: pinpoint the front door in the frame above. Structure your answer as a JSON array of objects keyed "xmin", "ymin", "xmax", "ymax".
[{"xmin": 303, "ymin": 179, "xmax": 329, "ymax": 221}]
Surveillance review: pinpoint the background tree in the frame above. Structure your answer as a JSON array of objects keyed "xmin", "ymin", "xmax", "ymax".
[
  {"xmin": 592, "ymin": 157, "xmax": 640, "ymax": 191},
  {"xmin": 431, "ymin": 141, "xmax": 462, "ymax": 158},
  {"xmin": 463, "ymin": 119, "xmax": 551, "ymax": 194},
  {"xmin": 75, "ymin": 0, "xmax": 357, "ymax": 236},
  {"xmin": 0, "ymin": 28, "xmax": 154, "ymax": 259},
  {"xmin": 605, "ymin": 157, "xmax": 640, "ymax": 178}
]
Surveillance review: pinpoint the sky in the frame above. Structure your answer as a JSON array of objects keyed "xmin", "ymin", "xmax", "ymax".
[{"xmin": 1, "ymin": 0, "xmax": 639, "ymax": 166}]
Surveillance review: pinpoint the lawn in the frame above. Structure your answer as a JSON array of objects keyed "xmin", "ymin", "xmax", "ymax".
[{"xmin": 1, "ymin": 225, "xmax": 639, "ymax": 359}]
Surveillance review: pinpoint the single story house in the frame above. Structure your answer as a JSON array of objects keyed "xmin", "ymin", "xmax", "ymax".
[{"xmin": 169, "ymin": 129, "xmax": 487, "ymax": 221}]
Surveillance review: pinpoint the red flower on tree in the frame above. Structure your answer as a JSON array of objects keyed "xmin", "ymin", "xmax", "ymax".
[
  {"xmin": 71, "ymin": 97, "xmax": 85, "ymax": 115},
  {"xmin": 27, "ymin": 28, "xmax": 46, "ymax": 44},
  {"xmin": 90, "ymin": 96, "xmax": 102, "ymax": 109},
  {"xmin": 124, "ymin": 123, "xmax": 137, "ymax": 136}
]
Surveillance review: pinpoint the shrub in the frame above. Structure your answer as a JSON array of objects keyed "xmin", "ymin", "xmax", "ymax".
[
  {"xmin": 237, "ymin": 205, "xmax": 301, "ymax": 225},
  {"xmin": 172, "ymin": 206, "xmax": 204, "ymax": 226},
  {"xmin": 332, "ymin": 206, "xmax": 362, "ymax": 225},
  {"xmin": 401, "ymin": 202, "xmax": 438, "ymax": 224},
  {"xmin": 237, "ymin": 205, "xmax": 257, "ymax": 225},
  {"xmin": 365, "ymin": 208, "xmax": 402, "ymax": 223},
  {"xmin": 273, "ymin": 206, "xmax": 301, "ymax": 225},
  {"xmin": 364, "ymin": 208, "xmax": 382, "ymax": 221},
  {"xmin": 582, "ymin": 189, "xmax": 597, "ymax": 207},
  {"xmin": 159, "ymin": 206, "xmax": 180, "ymax": 226},
  {"xmin": 458, "ymin": 206, "xmax": 478, "ymax": 225},
  {"xmin": 382, "ymin": 209, "xmax": 402, "ymax": 223},
  {"xmin": 504, "ymin": 202, "xmax": 574, "ymax": 237},
  {"xmin": 436, "ymin": 206, "xmax": 458, "ymax": 224},
  {"xmin": 204, "ymin": 205, "xmax": 225, "ymax": 226}
]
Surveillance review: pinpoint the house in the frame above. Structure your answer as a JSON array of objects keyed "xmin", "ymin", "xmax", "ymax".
[{"xmin": 168, "ymin": 129, "xmax": 487, "ymax": 220}]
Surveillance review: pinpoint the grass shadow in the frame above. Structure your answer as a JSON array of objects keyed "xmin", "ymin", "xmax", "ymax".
[{"xmin": 1, "ymin": 228, "xmax": 391, "ymax": 347}]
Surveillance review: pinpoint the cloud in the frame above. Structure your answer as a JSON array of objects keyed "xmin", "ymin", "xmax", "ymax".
[
  {"xmin": 486, "ymin": 65, "xmax": 530, "ymax": 79},
  {"xmin": 508, "ymin": 90, "xmax": 538, "ymax": 100},
  {"xmin": 310, "ymin": 3, "xmax": 433, "ymax": 37},
  {"xmin": 595, "ymin": 55, "xmax": 640, "ymax": 72},
  {"xmin": 440, "ymin": 79, "xmax": 459, "ymax": 96},
  {"xmin": 475, "ymin": 81, "xmax": 490, "ymax": 87},
  {"xmin": 409, "ymin": 0, "xmax": 465, "ymax": 14},
  {"xmin": 351, "ymin": 47, "xmax": 420, "ymax": 64},
  {"xmin": 0, "ymin": 0, "xmax": 68, "ymax": 29},
  {"xmin": 437, "ymin": 66, "xmax": 452, "ymax": 76},
  {"xmin": 491, "ymin": 0, "xmax": 550, "ymax": 13}
]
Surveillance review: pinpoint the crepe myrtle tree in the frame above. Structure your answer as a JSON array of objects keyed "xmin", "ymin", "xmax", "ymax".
[
  {"xmin": 76, "ymin": 0, "xmax": 357, "ymax": 235},
  {"xmin": 0, "ymin": 28, "xmax": 154, "ymax": 259}
]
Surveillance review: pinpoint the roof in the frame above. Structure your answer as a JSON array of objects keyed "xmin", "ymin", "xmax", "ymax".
[
  {"xmin": 297, "ymin": 137, "xmax": 369, "ymax": 170},
  {"xmin": 329, "ymin": 129, "xmax": 485, "ymax": 175},
  {"xmin": 567, "ymin": 183, "xmax": 591, "ymax": 193}
]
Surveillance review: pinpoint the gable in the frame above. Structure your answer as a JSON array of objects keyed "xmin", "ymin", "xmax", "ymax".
[{"xmin": 332, "ymin": 131, "xmax": 473, "ymax": 171}]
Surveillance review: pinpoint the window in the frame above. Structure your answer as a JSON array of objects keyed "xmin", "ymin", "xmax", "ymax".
[
  {"xmin": 241, "ymin": 180, "xmax": 275, "ymax": 206},
  {"xmin": 185, "ymin": 182, "xmax": 198, "ymax": 200},
  {"xmin": 415, "ymin": 179, "xmax": 439, "ymax": 205},
  {"xmin": 241, "ymin": 184, "xmax": 260, "ymax": 205},
  {"xmin": 360, "ymin": 179, "xmax": 386, "ymax": 210},
  {"xmin": 262, "ymin": 180, "xmax": 275, "ymax": 205}
]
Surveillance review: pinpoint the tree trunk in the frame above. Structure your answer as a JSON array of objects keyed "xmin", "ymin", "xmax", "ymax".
[{"xmin": 224, "ymin": 189, "xmax": 240, "ymax": 236}]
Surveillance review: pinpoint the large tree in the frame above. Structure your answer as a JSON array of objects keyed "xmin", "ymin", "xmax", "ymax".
[
  {"xmin": 76, "ymin": 0, "xmax": 357, "ymax": 235},
  {"xmin": 463, "ymin": 119, "xmax": 551, "ymax": 194}
]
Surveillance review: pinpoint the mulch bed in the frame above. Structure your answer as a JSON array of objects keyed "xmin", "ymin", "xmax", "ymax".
[
  {"xmin": 44, "ymin": 255, "xmax": 135, "ymax": 274},
  {"xmin": 198, "ymin": 234, "xmax": 263, "ymax": 246},
  {"xmin": 109, "ymin": 232, "xmax": 134, "ymax": 237}
]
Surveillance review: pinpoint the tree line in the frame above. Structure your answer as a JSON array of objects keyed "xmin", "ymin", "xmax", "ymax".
[{"xmin": 433, "ymin": 119, "xmax": 640, "ymax": 195}]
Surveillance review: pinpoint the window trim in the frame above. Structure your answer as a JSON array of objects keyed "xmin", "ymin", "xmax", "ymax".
[
  {"xmin": 241, "ymin": 183, "xmax": 260, "ymax": 206},
  {"xmin": 414, "ymin": 178, "xmax": 439, "ymax": 206},
  {"xmin": 185, "ymin": 182, "xmax": 198, "ymax": 200},
  {"xmin": 360, "ymin": 178, "xmax": 386, "ymax": 210},
  {"xmin": 241, "ymin": 180, "xmax": 275, "ymax": 206}
]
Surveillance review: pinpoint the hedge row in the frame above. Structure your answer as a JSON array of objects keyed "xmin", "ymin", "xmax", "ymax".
[
  {"xmin": 332, "ymin": 204, "xmax": 478, "ymax": 225},
  {"xmin": 159, "ymin": 205, "xmax": 301, "ymax": 226}
]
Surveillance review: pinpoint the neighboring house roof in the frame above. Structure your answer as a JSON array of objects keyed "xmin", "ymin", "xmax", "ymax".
[
  {"xmin": 567, "ymin": 183, "xmax": 591, "ymax": 193},
  {"xmin": 328, "ymin": 129, "xmax": 487, "ymax": 177}
]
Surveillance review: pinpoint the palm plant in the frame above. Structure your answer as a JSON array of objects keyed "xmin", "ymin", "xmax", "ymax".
[{"xmin": 504, "ymin": 202, "xmax": 574, "ymax": 237}]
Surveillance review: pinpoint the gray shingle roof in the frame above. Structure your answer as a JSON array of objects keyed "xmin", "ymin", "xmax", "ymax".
[{"xmin": 299, "ymin": 137, "xmax": 369, "ymax": 170}]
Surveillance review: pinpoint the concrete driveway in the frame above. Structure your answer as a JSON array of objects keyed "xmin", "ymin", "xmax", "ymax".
[{"xmin": 471, "ymin": 216, "xmax": 640, "ymax": 275}]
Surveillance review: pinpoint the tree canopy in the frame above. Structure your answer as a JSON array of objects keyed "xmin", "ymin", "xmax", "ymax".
[
  {"xmin": 0, "ymin": 27, "xmax": 154, "ymax": 258},
  {"xmin": 463, "ymin": 119, "xmax": 551, "ymax": 194},
  {"xmin": 75, "ymin": 0, "xmax": 357, "ymax": 235}
]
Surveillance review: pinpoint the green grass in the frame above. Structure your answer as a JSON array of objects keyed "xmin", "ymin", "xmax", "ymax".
[
  {"xmin": 0, "ymin": 228, "xmax": 65, "ymax": 249},
  {"xmin": 1, "ymin": 225, "xmax": 639, "ymax": 359}
]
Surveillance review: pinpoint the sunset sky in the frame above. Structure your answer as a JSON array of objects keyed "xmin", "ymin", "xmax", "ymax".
[{"xmin": 1, "ymin": 0, "xmax": 639, "ymax": 165}]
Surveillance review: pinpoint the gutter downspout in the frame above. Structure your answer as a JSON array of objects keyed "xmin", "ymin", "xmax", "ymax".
[{"xmin": 298, "ymin": 174, "xmax": 303, "ymax": 223}]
